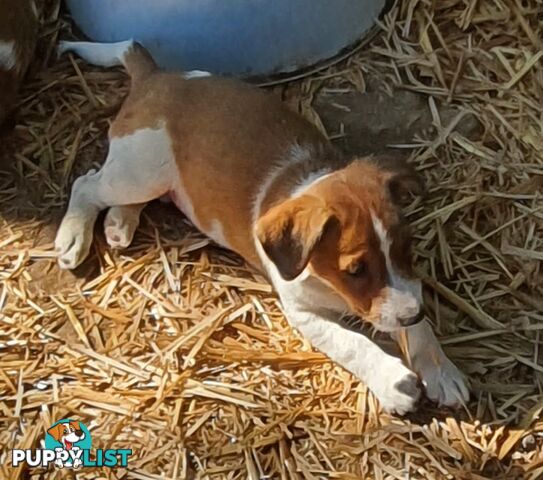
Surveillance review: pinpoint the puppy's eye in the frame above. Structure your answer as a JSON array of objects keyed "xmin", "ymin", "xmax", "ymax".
[{"xmin": 347, "ymin": 261, "xmax": 367, "ymax": 277}]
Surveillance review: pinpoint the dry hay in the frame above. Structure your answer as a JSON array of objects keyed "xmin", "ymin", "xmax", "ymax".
[{"xmin": 1, "ymin": 0, "xmax": 542, "ymax": 479}]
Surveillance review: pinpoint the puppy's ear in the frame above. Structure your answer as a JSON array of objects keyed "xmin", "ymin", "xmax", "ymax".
[
  {"xmin": 256, "ymin": 195, "xmax": 333, "ymax": 281},
  {"xmin": 47, "ymin": 423, "xmax": 65, "ymax": 442},
  {"xmin": 380, "ymin": 157, "xmax": 425, "ymax": 206}
]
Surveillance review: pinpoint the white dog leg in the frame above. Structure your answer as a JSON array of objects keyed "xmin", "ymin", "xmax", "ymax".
[
  {"xmin": 393, "ymin": 320, "xmax": 469, "ymax": 407},
  {"xmin": 55, "ymin": 125, "xmax": 176, "ymax": 269},
  {"xmin": 283, "ymin": 304, "xmax": 421, "ymax": 415},
  {"xmin": 104, "ymin": 203, "xmax": 146, "ymax": 249}
]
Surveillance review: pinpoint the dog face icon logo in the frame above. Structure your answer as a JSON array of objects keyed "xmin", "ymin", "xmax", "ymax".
[
  {"xmin": 44, "ymin": 419, "xmax": 91, "ymax": 469},
  {"xmin": 12, "ymin": 417, "xmax": 131, "ymax": 469},
  {"xmin": 47, "ymin": 421, "xmax": 85, "ymax": 450}
]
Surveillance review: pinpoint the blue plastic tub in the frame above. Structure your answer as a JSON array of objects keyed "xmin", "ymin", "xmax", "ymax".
[{"xmin": 65, "ymin": 0, "xmax": 386, "ymax": 76}]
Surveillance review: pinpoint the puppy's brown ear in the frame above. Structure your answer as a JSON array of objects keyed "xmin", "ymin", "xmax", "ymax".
[
  {"xmin": 256, "ymin": 195, "xmax": 333, "ymax": 281},
  {"xmin": 47, "ymin": 423, "xmax": 64, "ymax": 442}
]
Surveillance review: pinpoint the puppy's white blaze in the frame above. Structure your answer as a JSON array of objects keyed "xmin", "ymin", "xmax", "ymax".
[
  {"xmin": 0, "ymin": 40, "xmax": 16, "ymax": 70},
  {"xmin": 183, "ymin": 70, "xmax": 212, "ymax": 79},
  {"xmin": 371, "ymin": 213, "xmax": 422, "ymax": 331},
  {"xmin": 58, "ymin": 40, "xmax": 135, "ymax": 67}
]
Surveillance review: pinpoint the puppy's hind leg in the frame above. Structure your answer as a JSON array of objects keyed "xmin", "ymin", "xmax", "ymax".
[
  {"xmin": 55, "ymin": 125, "xmax": 176, "ymax": 269},
  {"xmin": 104, "ymin": 203, "xmax": 146, "ymax": 249}
]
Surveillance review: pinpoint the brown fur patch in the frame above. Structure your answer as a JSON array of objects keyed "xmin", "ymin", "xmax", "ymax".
[{"xmin": 256, "ymin": 194, "xmax": 332, "ymax": 280}]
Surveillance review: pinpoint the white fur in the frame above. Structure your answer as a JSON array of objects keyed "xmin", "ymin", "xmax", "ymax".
[
  {"xmin": 55, "ymin": 125, "xmax": 177, "ymax": 269},
  {"xmin": 183, "ymin": 70, "xmax": 212, "ymax": 79},
  {"xmin": 252, "ymin": 143, "xmax": 310, "ymax": 224},
  {"xmin": 104, "ymin": 204, "xmax": 146, "ymax": 249},
  {"xmin": 0, "ymin": 40, "xmax": 16, "ymax": 70},
  {"xmin": 58, "ymin": 40, "xmax": 135, "ymax": 68},
  {"xmin": 59, "ymin": 41, "xmax": 211, "ymax": 81},
  {"xmin": 291, "ymin": 170, "xmax": 331, "ymax": 198},
  {"xmin": 371, "ymin": 213, "xmax": 422, "ymax": 332},
  {"xmin": 252, "ymin": 162, "xmax": 287, "ymax": 223},
  {"xmin": 369, "ymin": 215, "xmax": 469, "ymax": 405}
]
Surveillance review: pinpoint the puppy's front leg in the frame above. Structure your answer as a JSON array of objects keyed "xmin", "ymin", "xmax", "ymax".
[
  {"xmin": 392, "ymin": 320, "xmax": 469, "ymax": 407},
  {"xmin": 283, "ymin": 305, "xmax": 421, "ymax": 414}
]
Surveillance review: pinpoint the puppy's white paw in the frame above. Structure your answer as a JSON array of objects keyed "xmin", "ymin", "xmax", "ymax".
[
  {"xmin": 418, "ymin": 356, "xmax": 469, "ymax": 407},
  {"xmin": 104, "ymin": 208, "xmax": 138, "ymax": 249},
  {"xmin": 55, "ymin": 216, "xmax": 93, "ymax": 269},
  {"xmin": 371, "ymin": 360, "xmax": 421, "ymax": 415}
]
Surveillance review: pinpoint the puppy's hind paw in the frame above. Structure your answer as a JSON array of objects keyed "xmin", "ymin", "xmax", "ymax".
[{"xmin": 103, "ymin": 206, "xmax": 141, "ymax": 249}]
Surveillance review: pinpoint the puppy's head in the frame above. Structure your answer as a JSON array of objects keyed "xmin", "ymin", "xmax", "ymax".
[
  {"xmin": 47, "ymin": 421, "xmax": 84, "ymax": 443},
  {"xmin": 256, "ymin": 157, "xmax": 424, "ymax": 332}
]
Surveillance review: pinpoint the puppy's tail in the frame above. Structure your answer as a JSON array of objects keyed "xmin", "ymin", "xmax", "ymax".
[{"xmin": 58, "ymin": 40, "xmax": 157, "ymax": 81}]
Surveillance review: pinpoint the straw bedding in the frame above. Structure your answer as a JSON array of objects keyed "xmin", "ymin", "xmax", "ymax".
[{"xmin": 1, "ymin": 0, "xmax": 542, "ymax": 478}]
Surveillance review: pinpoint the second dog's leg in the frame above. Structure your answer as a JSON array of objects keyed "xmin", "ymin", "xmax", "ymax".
[{"xmin": 55, "ymin": 126, "xmax": 176, "ymax": 269}]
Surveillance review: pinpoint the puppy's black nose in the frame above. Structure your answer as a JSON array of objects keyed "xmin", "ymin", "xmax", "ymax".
[{"xmin": 399, "ymin": 311, "xmax": 424, "ymax": 327}]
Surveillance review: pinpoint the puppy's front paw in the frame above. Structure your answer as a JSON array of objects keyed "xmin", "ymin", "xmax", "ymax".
[
  {"xmin": 55, "ymin": 216, "xmax": 93, "ymax": 269},
  {"xmin": 371, "ymin": 361, "xmax": 421, "ymax": 415},
  {"xmin": 419, "ymin": 356, "xmax": 469, "ymax": 407}
]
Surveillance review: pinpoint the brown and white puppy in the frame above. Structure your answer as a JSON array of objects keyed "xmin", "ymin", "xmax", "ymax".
[
  {"xmin": 47, "ymin": 421, "xmax": 85, "ymax": 468},
  {"xmin": 47, "ymin": 421, "xmax": 85, "ymax": 450},
  {"xmin": 55, "ymin": 40, "xmax": 469, "ymax": 414},
  {"xmin": 0, "ymin": 0, "xmax": 37, "ymax": 125}
]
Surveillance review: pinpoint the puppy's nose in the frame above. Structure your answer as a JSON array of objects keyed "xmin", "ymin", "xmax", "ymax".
[{"xmin": 399, "ymin": 311, "xmax": 424, "ymax": 327}]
